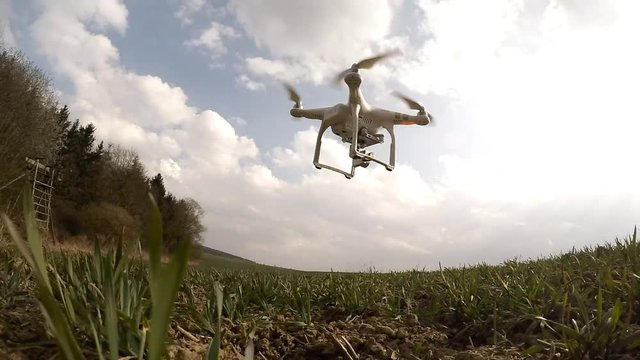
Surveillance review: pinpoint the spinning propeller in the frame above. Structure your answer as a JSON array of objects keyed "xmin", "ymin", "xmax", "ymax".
[
  {"xmin": 283, "ymin": 82, "xmax": 301, "ymax": 108},
  {"xmin": 333, "ymin": 50, "xmax": 401, "ymax": 86},
  {"xmin": 392, "ymin": 91, "xmax": 433, "ymax": 124}
]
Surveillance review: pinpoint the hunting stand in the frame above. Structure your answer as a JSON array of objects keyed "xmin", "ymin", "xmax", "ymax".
[{"xmin": 0, "ymin": 157, "xmax": 55, "ymax": 236}]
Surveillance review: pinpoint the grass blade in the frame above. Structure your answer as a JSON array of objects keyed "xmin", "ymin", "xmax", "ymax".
[
  {"xmin": 146, "ymin": 194, "xmax": 192, "ymax": 360},
  {"xmin": 205, "ymin": 282, "xmax": 224, "ymax": 360}
]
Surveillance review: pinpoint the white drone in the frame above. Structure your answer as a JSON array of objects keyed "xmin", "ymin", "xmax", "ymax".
[{"xmin": 284, "ymin": 51, "xmax": 433, "ymax": 179}]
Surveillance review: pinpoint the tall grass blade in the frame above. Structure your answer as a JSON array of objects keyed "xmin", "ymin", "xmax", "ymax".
[
  {"xmin": 205, "ymin": 282, "xmax": 224, "ymax": 360},
  {"xmin": 103, "ymin": 249, "xmax": 119, "ymax": 360},
  {"xmin": 244, "ymin": 328, "xmax": 255, "ymax": 360},
  {"xmin": 146, "ymin": 194, "xmax": 192, "ymax": 360}
]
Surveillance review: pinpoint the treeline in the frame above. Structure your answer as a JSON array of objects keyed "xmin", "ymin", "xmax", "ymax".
[{"xmin": 0, "ymin": 46, "xmax": 204, "ymax": 254}]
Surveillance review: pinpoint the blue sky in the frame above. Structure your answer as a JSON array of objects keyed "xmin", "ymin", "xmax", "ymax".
[{"xmin": 1, "ymin": 0, "xmax": 639, "ymax": 271}]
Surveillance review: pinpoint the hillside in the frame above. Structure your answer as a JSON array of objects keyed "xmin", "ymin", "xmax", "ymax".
[
  {"xmin": 197, "ymin": 245, "xmax": 294, "ymax": 272},
  {"xmin": 199, "ymin": 245, "xmax": 252, "ymax": 261}
]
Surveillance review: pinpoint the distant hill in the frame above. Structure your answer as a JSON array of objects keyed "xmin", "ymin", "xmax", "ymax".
[
  {"xmin": 197, "ymin": 245, "xmax": 294, "ymax": 272},
  {"xmin": 199, "ymin": 245, "xmax": 254, "ymax": 262}
]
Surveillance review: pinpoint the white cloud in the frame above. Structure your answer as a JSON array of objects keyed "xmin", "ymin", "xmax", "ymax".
[
  {"xmin": 42, "ymin": 0, "xmax": 128, "ymax": 34},
  {"xmin": 174, "ymin": 0, "xmax": 206, "ymax": 24},
  {"xmin": 229, "ymin": 0, "xmax": 400, "ymax": 59},
  {"xmin": 228, "ymin": 0, "xmax": 405, "ymax": 83},
  {"xmin": 0, "ymin": 0, "xmax": 16, "ymax": 47},
  {"xmin": 244, "ymin": 57, "xmax": 308, "ymax": 83},
  {"xmin": 236, "ymin": 74, "xmax": 265, "ymax": 91},
  {"xmin": 244, "ymin": 165, "xmax": 283, "ymax": 192},
  {"xmin": 397, "ymin": 0, "xmax": 640, "ymax": 200},
  {"xmin": 159, "ymin": 158, "xmax": 182, "ymax": 180},
  {"xmin": 185, "ymin": 21, "xmax": 239, "ymax": 57}
]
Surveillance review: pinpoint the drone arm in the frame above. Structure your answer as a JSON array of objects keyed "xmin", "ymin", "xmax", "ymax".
[
  {"xmin": 393, "ymin": 113, "xmax": 431, "ymax": 126},
  {"xmin": 368, "ymin": 108, "xmax": 428, "ymax": 126},
  {"xmin": 290, "ymin": 107, "xmax": 328, "ymax": 120}
]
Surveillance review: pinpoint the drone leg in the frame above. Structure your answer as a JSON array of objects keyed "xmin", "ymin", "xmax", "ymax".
[
  {"xmin": 313, "ymin": 121, "xmax": 330, "ymax": 169},
  {"xmin": 312, "ymin": 119, "xmax": 356, "ymax": 178},
  {"xmin": 384, "ymin": 124, "xmax": 396, "ymax": 171},
  {"xmin": 349, "ymin": 103, "xmax": 361, "ymax": 159}
]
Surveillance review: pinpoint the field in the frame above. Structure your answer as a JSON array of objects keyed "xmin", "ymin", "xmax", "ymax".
[{"xmin": 1, "ymin": 203, "xmax": 639, "ymax": 359}]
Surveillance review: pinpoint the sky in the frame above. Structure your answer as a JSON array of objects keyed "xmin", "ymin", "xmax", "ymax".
[{"xmin": 1, "ymin": 0, "xmax": 639, "ymax": 271}]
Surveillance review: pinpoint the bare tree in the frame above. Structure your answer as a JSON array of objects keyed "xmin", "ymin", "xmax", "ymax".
[
  {"xmin": 0, "ymin": 46, "xmax": 60, "ymax": 214},
  {"xmin": 98, "ymin": 144, "xmax": 150, "ymax": 224}
]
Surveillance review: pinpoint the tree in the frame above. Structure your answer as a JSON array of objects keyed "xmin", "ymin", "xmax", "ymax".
[
  {"xmin": 54, "ymin": 119, "xmax": 105, "ymax": 206},
  {"xmin": 148, "ymin": 173, "xmax": 166, "ymax": 206},
  {"xmin": 146, "ymin": 173, "xmax": 205, "ymax": 252},
  {"xmin": 51, "ymin": 116, "xmax": 106, "ymax": 237},
  {"xmin": 98, "ymin": 144, "xmax": 149, "ymax": 224},
  {"xmin": 0, "ymin": 46, "xmax": 59, "ymax": 214},
  {"xmin": 54, "ymin": 105, "xmax": 72, "ymax": 152},
  {"xmin": 162, "ymin": 197, "xmax": 205, "ymax": 251}
]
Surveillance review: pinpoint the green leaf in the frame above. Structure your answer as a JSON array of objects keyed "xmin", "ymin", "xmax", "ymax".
[
  {"xmin": 147, "ymin": 193, "xmax": 162, "ymax": 283},
  {"xmin": 103, "ymin": 254, "xmax": 119, "ymax": 360},
  {"xmin": 523, "ymin": 343, "xmax": 545, "ymax": 355},
  {"xmin": 206, "ymin": 282, "xmax": 224, "ymax": 360},
  {"xmin": 146, "ymin": 195, "xmax": 192, "ymax": 360},
  {"xmin": 609, "ymin": 299, "xmax": 622, "ymax": 329}
]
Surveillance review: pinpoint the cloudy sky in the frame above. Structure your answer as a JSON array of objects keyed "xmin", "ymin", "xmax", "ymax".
[{"xmin": 1, "ymin": 0, "xmax": 639, "ymax": 271}]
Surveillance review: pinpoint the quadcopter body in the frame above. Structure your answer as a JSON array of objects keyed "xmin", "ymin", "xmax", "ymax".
[{"xmin": 285, "ymin": 52, "xmax": 432, "ymax": 179}]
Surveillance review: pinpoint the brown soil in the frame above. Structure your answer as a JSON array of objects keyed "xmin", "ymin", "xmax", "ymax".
[
  {"xmin": 169, "ymin": 314, "xmax": 527, "ymax": 360},
  {"xmin": 0, "ymin": 302, "xmax": 531, "ymax": 359},
  {"xmin": 0, "ymin": 300, "xmax": 55, "ymax": 360}
]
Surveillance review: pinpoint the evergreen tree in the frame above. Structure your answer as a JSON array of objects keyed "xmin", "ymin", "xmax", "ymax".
[
  {"xmin": 54, "ymin": 105, "xmax": 71, "ymax": 152},
  {"xmin": 55, "ymin": 119, "xmax": 105, "ymax": 206},
  {"xmin": 149, "ymin": 173, "xmax": 166, "ymax": 206},
  {"xmin": 146, "ymin": 173, "xmax": 205, "ymax": 251}
]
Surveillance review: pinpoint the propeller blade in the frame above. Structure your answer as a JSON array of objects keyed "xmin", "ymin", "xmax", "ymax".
[
  {"xmin": 333, "ymin": 49, "xmax": 401, "ymax": 86},
  {"xmin": 391, "ymin": 91, "xmax": 425, "ymax": 113},
  {"xmin": 332, "ymin": 68, "xmax": 351, "ymax": 87},
  {"xmin": 355, "ymin": 49, "xmax": 401, "ymax": 69},
  {"xmin": 283, "ymin": 82, "xmax": 301, "ymax": 107},
  {"xmin": 392, "ymin": 91, "xmax": 434, "ymax": 125}
]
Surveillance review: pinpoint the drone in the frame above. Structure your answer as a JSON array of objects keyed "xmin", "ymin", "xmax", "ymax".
[{"xmin": 284, "ymin": 51, "xmax": 433, "ymax": 179}]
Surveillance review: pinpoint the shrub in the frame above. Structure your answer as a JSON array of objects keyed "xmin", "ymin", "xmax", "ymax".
[{"xmin": 80, "ymin": 202, "xmax": 140, "ymax": 243}]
